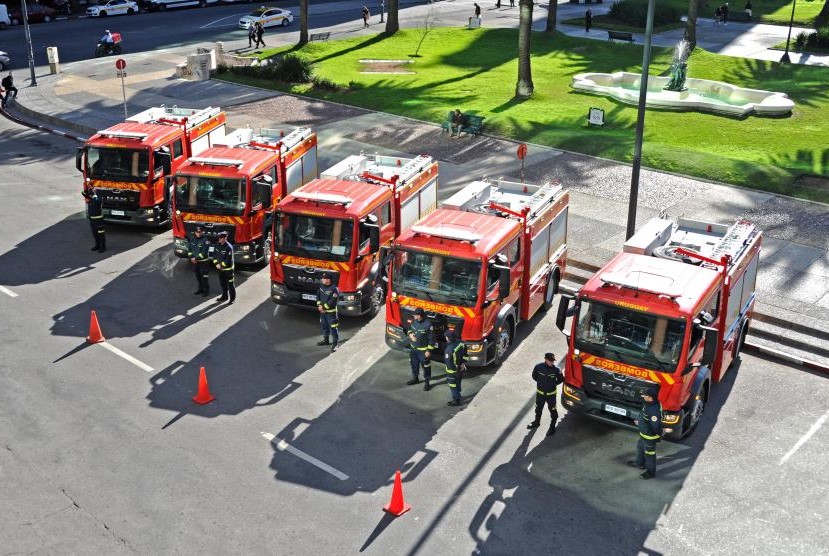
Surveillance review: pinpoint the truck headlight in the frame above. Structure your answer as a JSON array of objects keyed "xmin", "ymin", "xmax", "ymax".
[
  {"xmin": 271, "ymin": 283, "xmax": 285, "ymax": 296},
  {"xmin": 174, "ymin": 238, "xmax": 188, "ymax": 248},
  {"xmin": 662, "ymin": 413, "xmax": 680, "ymax": 425},
  {"xmin": 341, "ymin": 293, "xmax": 357, "ymax": 302},
  {"xmin": 239, "ymin": 244, "xmax": 250, "ymax": 252},
  {"xmin": 563, "ymin": 384, "xmax": 582, "ymax": 401},
  {"xmin": 386, "ymin": 325, "xmax": 403, "ymax": 339},
  {"xmin": 466, "ymin": 343, "xmax": 483, "ymax": 353}
]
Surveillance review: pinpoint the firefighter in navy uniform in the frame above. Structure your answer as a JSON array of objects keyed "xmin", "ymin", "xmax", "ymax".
[
  {"xmin": 213, "ymin": 231, "xmax": 236, "ymax": 304},
  {"xmin": 629, "ymin": 387, "xmax": 663, "ymax": 479},
  {"xmin": 187, "ymin": 226, "xmax": 211, "ymax": 297},
  {"xmin": 444, "ymin": 330, "xmax": 467, "ymax": 406},
  {"xmin": 316, "ymin": 272, "xmax": 340, "ymax": 352},
  {"xmin": 527, "ymin": 353, "xmax": 564, "ymax": 436},
  {"xmin": 406, "ymin": 308, "xmax": 435, "ymax": 390},
  {"xmin": 81, "ymin": 188, "xmax": 106, "ymax": 252}
]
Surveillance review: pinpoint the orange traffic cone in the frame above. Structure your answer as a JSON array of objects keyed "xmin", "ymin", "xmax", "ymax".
[
  {"xmin": 383, "ymin": 470, "xmax": 411, "ymax": 517},
  {"xmin": 87, "ymin": 310, "xmax": 105, "ymax": 344},
  {"xmin": 192, "ymin": 366, "xmax": 215, "ymax": 405}
]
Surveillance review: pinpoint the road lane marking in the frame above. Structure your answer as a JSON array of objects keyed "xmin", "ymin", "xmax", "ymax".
[
  {"xmin": 0, "ymin": 286, "xmax": 18, "ymax": 298},
  {"xmin": 201, "ymin": 13, "xmax": 245, "ymax": 28},
  {"xmin": 261, "ymin": 431, "xmax": 349, "ymax": 481},
  {"xmin": 99, "ymin": 341, "xmax": 155, "ymax": 373},
  {"xmin": 780, "ymin": 409, "xmax": 829, "ymax": 464}
]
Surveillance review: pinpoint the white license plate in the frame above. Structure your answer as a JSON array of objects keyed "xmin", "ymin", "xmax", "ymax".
[
  {"xmin": 110, "ymin": 210, "xmax": 125, "ymax": 216},
  {"xmin": 604, "ymin": 404, "xmax": 627, "ymax": 417},
  {"xmin": 301, "ymin": 293, "xmax": 317, "ymax": 301}
]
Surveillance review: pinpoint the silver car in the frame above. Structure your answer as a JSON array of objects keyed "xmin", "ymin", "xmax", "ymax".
[{"xmin": 0, "ymin": 51, "xmax": 10, "ymax": 72}]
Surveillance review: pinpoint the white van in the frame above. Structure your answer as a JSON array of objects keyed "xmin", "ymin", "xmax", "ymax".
[
  {"xmin": 143, "ymin": 0, "xmax": 219, "ymax": 11},
  {"xmin": 0, "ymin": 4, "xmax": 12, "ymax": 30}
]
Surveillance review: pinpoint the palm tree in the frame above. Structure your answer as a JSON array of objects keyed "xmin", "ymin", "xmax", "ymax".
[
  {"xmin": 386, "ymin": 0, "xmax": 400, "ymax": 33},
  {"xmin": 683, "ymin": 0, "xmax": 704, "ymax": 49},
  {"xmin": 298, "ymin": 0, "xmax": 309, "ymax": 45},
  {"xmin": 545, "ymin": 0, "xmax": 558, "ymax": 32},
  {"xmin": 816, "ymin": 0, "xmax": 829, "ymax": 28},
  {"xmin": 516, "ymin": 0, "xmax": 534, "ymax": 97}
]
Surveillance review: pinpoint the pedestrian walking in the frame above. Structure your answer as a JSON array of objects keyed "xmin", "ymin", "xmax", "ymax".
[
  {"xmin": 213, "ymin": 231, "xmax": 236, "ymax": 304},
  {"xmin": 362, "ymin": 5, "xmax": 370, "ymax": 27},
  {"xmin": 628, "ymin": 387, "xmax": 663, "ymax": 479},
  {"xmin": 443, "ymin": 330, "xmax": 467, "ymax": 406},
  {"xmin": 380, "ymin": 0, "xmax": 385, "ymax": 22},
  {"xmin": 585, "ymin": 8, "xmax": 593, "ymax": 32},
  {"xmin": 744, "ymin": 0, "xmax": 752, "ymax": 18},
  {"xmin": 509, "ymin": 0, "xmax": 515, "ymax": 7},
  {"xmin": 474, "ymin": 2, "xmax": 481, "ymax": 18},
  {"xmin": 255, "ymin": 21, "xmax": 266, "ymax": 48},
  {"xmin": 527, "ymin": 353, "xmax": 563, "ymax": 436},
  {"xmin": 1, "ymin": 72, "xmax": 18, "ymax": 108},
  {"xmin": 721, "ymin": 2, "xmax": 729, "ymax": 24},
  {"xmin": 714, "ymin": 5, "xmax": 722, "ymax": 24},
  {"xmin": 81, "ymin": 188, "xmax": 106, "ymax": 253},
  {"xmin": 406, "ymin": 308, "xmax": 435, "ymax": 390},
  {"xmin": 495, "ymin": 0, "xmax": 501, "ymax": 8},
  {"xmin": 316, "ymin": 272, "xmax": 340, "ymax": 352},
  {"xmin": 187, "ymin": 226, "xmax": 211, "ymax": 297},
  {"xmin": 248, "ymin": 24, "xmax": 256, "ymax": 48}
]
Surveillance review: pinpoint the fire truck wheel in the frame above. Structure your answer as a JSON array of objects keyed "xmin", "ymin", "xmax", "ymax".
[
  {"xmin": 260, "ymin": 234, "xmax": 271, "ymax": 266},
  {"xmin": 542, "ymin": 269, "xmax": 559, "ymax": 312},
  {"xmin": 368, "ymin": 283, "xmax": 385, "ymax": 317},
  {"xmin": 682, "ymin": 383, "xmax": 708, "ymax": 438},
  {"xmin": 731, "ymin": 322, "xmax": 749, "ymax": 370},
  {"xmin": 493, "ymin": 319, "xmax": 514, "ymax": 366}
]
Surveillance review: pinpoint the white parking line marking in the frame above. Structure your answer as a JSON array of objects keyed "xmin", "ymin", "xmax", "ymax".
[
  {"xmin": 201, "ymin": 13, "xmax": 244, "ymax": 28},
  {"xmin": 0, "ymin": 286, "xmax": 18, "ymax": 298},
  {"xmin": 261, "ymin": 432, "xmax": 349, "ymax": 481},
  {"xmin": 99, "ymin": 341, "xmax": 155, "ymax": 373},
  {"xmin": 780, "ymin": 409, "xmax": 829, "ymax": 465}
]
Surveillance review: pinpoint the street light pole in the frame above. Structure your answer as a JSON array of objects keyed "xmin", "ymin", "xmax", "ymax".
[
  {"xmin": 21, "ymin": 0, "xmax": 38, "ymax": 86},
  {"xmin": 780, "ymin": 0, "xmax": 797, "ymax": 63},
  {"xmin": 626, "ymin": 0, "xmax": 656, "ymax": 239}
]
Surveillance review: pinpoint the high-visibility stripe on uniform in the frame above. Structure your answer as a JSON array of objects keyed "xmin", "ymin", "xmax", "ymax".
[
  {"xmin": 537, "ymin": 388, "xmax": 557, "ymax": 396},
  {"xmin": 639, "ymin": 433, "xmax": 661, "ymax": 440}
]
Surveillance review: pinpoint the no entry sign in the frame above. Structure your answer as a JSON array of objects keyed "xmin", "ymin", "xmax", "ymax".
[{"xmin": 115, "ymin": 58, "xmax": 126, "ymax": 70}]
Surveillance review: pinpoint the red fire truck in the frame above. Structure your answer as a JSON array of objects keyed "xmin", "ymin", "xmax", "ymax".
[
  {"xmin": 270, "ymin": 153, "xmax": 438, "ymax": 317},
  {"xmin": 76, "ymin": 106, "xmax": 227, "ymax": 227},
  {"xmin": 555, "ymin": 217, "xmax": 762, "ymax": 439},
  {"xmin": 385, "ymin": 179, "xmax": 569, "ymax": 366},
  {"xmin": 171, "ymin": 127, "xmax": 318, "ymax": 265}
]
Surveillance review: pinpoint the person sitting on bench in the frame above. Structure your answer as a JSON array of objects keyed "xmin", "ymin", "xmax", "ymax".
[{"xmin": 450, "ymin": 109, "xmax": 464, "ymax": 137}]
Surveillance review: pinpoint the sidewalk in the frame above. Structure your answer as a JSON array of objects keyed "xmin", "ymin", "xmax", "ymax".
[{"xmin": 3, "ymin": 2, "xmax": 829, "ymax": 369}]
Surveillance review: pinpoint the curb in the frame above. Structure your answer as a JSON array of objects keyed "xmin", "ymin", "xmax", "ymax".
[
  {"xmin": 1, "ymin": 105, "xmax": 88, "ymax": 143},
  {"xmin": 744, "ymin": 341, "xmax": 829, "ymax": 374}
]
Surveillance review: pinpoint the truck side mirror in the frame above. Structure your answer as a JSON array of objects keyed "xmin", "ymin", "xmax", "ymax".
[
  {"xmin": 369, "ymin": 225, "xmax": 380, "ymax": 253},
  {"xmin": 701, "ymin": 325, "xmax": 719, "ymax": 367},
  {"xmin": 556, "ymin": 294, "xmax": 574, "ymax": 334},
  {"xmin": 496, "ymin": 265, "xmax": 510, "ymax": 300},
  {"xmin": 76, "ymin": 147, "xmax": 84, "ymax": 173},
  {"xmin": 155, "ymin": 149, "xmax": 172, "ymax": 175}
]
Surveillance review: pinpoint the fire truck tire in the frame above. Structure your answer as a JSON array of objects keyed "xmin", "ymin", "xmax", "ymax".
[
  {"xmin": 260, "ymin": 234, "xmax": 271, "ymax": 266},
  {"xmin": 493, "ymin": 318, "xmax": 514, "ymax": 367},
  {"xmin": 731, "ymin": 322, "xmax": 749, "ymax": 369},
  {"xmin": 542, "ymin": 269, "xmax": 560, "ymax": 312},
  {"xmin": 367, "ymin": 282, "xmax": 385, "ymax": 318},
  {"xmin": 681, "ymin": 382, "xmax": 708, "ymax": 439}
]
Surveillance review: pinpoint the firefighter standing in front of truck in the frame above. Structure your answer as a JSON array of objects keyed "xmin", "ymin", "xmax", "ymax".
[
  {"xmin": 406, "ymin": 308, "xmax": 435, "ymax": 391},
  {"xmin": 213, "ymin": 231, "xmax": 236, "ymax": 304},
  {"xmin": 316, "ymin": 272, "xmax": 339, "ymax": 353},
  {"xmin": 444, "ymin": 329, "xmax": 467, "ymax": 406},
  {"xmin": 629, "ymin": 388, "xmax": 663, "ymax": 480},
  {"xmin": 187, "ymin": 226, "xmax": 211, "ymax": 298},
  {"xmin": 527, "ymin": 353, "xmax": 563, "ymax": 437},
  {"xmin": 81, "ymin": 188, "xmax": 106, "ymax": 253}
]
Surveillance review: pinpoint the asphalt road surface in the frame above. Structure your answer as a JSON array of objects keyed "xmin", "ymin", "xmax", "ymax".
[{"xmin": 1, "ymin": 114, "xmax": 828, "ymax": 554}]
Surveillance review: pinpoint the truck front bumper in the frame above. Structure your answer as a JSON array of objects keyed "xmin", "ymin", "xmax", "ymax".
[
  {"xmin": 103, "ymin": 205, "xmax": 167, "ymax": 226},
  {"xmin": 384, "ymin": 325, "xmax": 492, "ymax": 367},
  {"xmin": 561, "ymin": 384, "xmax": 683, "ymax": 435}
]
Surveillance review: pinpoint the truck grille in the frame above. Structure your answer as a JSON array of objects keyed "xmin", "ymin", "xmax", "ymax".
[
  {"xmin": 184, "ymin": 222, "xmax": 236, "ymax": 244},
  {"xmin": 99, "ymin": 189, "xmax": 140, "ymax": 211},
  {"xmin": 400, "ymin": 307, "xmax": 465, "ymax": 344},
  {"xmin": 582, "ymin": 365, "xmax": 657, "ymax": 406},
  {"xmin": 283, "ymin": 264, "xmax": 339, "ymax": 294}
]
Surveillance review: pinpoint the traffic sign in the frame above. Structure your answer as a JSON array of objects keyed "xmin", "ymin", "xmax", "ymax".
[
  {"xmin": 115, "ymin": 58, "xmax": 126, "ymax": 70},
  {"xmin": 517, "ymin": 143, "xmax": 528, "ymax": 160}
]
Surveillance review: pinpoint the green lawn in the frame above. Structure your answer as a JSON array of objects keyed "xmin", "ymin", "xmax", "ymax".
[{"xmin": 219, "ymin": 28, "xmax": 829, "ymax": 201}]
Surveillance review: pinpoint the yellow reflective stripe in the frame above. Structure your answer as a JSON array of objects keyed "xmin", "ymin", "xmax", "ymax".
[
  {"xmin": 90, "ymin": 216, "xmax": 104, "ymax": 219},
  {"xmin": 536, "ymin": 389, "xmax": 556, "ymax": 396},
  {"xmin": 325, "ymin": 309, "xmax": 337, "ymax": 313},
  {"xmin": 644, "ymin": 451, "xmax": 656, "ymax": 455},
  {"xmin": 640, "ymin": 433, "xmax": 660, "ymax": 440},
  {"xmin": 416, "ymin": 347, "xmax": 429, "ymax": 351}
]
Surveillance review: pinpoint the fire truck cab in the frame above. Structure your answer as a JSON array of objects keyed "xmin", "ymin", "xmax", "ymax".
[
  {"xmin": 171, "ymin": 127, "xmax": 318, "ymax": 265},
  {"xmin": 76, "ymin": 106, "xmax": 227, "ymax": 227},
  {"xmin": 556, "ymin": 217, "xmax": 762, "ymax": 439},
  {"xmin": 386, "ymin": 178, "xmax": 569, "ymax": 366},
  {"xmin": 271, "ymin": 153, "xmax": 438, "ymax": 317}
]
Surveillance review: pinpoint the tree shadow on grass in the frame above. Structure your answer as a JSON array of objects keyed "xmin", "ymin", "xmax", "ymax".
[
  {"xmin": 721, "ymin": 57, "xmax": 829, "ymax": 109},
  {"xmin": 305, "ymin": 33, "xmax": 395, "ymax": 65}
]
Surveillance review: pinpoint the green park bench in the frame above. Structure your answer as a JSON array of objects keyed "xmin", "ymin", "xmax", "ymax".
[
  {"xmin": 309, "ymin": 32, "xmax": 331, "ymax": 42},
  {"xmin": 440, "ymin": 112, "xmax": 485, "ymax": 137},
  {"xmin": 607, "ymin": 30, "xmax": 635, "ymax": 43}
]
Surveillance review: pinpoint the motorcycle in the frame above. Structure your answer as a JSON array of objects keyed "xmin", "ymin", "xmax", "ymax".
[{"xmin": 95, "ymin": 33, "xmax": 123, "ymax": 57}]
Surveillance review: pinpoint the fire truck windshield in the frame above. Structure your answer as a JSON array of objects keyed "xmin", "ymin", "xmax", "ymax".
[
  {"xmin": 574, "ymin": 300, "xmax": 686, "ymax": 371},
  {"xmin": 86, "ymin": 147, "xmax": 149, "ymax": 182},
  {"xmin": 174, "ymin": 176, "xmax": 246, "ymax": 215},
  {"xmin": 277, "ymin": 214, "xmax": 354, "ymax": 262},
  {"xmin": 391, "ymin": 249, "xmax": 481, "ymax": 307}
]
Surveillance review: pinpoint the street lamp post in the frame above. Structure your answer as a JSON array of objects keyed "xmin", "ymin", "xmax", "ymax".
[
  {"xmin": 626, "ymin": 0, "xmax": 656, "ymax": 239},
  {"xmin": 780, "ymin": 0, "xmax": 797, "ymax": 63},
  {"xmin": 21, "ymin": 0, "xmax": 38, "ymax": 86}
]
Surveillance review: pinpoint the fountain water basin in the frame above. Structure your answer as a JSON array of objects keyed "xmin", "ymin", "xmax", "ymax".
[{"xmin": 571, "ymin": 72, "xmax": 794, "ymax": 117}]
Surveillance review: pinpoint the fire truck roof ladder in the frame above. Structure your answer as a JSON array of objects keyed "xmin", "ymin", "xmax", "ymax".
[
  {"xmin": 274, "ymin": 127, "xmax": 313, "ymax": 152},
  {"xmin": 127, "ymin": 106, "xmax": 221, "ymax": 128},
  {"xmin": 96, "ymin": 130, "xmax": 148, "ymax": 140},
  {"xmin": 706, "ymin": 220, "xmax": 756, "ymax": 266},
  {"xmin": 487, "ymin": 179, "xmax": 561, "ymax": 219},
  {"xmin": 395, "ymin": 155, "xmax": 434, "ymax": 186},
  {"xmin": 411, "ymin": 225, "xmax": 482, "ymax": 244},
  {"xmin": 188, "ymin": 157, "xmax": 245, "ymax": 167}
]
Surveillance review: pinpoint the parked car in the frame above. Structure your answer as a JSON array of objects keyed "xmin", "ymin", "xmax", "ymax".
[
  {"xmin": 10, "ymin": 3, "xmax": 57, "ymax": 25},
  {"xmin": 86, "ymin": 0, "xmax": 139, "ymax": 17},
  {"xmin": 238, "ymin": 6, "xmax": 292, "ymax": 29},
  {"xmin": 0, "ymin": 4, "xmax": 11, "ymax": 29},
  {"xmin": 0, "ymin": 50, "xmax": 10, "ymax": 71},
  {"xmin": 143, "ymin": 0, "xmax": 219, "ymax": 11}
]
